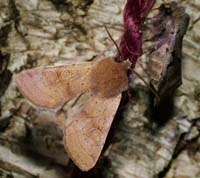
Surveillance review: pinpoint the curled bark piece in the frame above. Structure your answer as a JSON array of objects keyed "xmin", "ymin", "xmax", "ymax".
[{"xmin": 146, "ymin": 2, "xmax": 190, "ymax": 104}]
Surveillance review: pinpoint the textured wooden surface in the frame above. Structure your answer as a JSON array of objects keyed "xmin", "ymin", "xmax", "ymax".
[{"xmin": 0, "ymin": 0, "xmax": 199, "ymax": 178}]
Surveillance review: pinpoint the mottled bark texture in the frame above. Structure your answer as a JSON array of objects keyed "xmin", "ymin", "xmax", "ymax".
[{"xmin": 0, "ymin": 0, "xmax": 199, "ymax": 178}]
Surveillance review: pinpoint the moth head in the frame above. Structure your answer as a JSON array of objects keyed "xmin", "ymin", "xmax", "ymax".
[{"xmin": 91, "ymin": 58, "xmax": 129, "ymax": 98}]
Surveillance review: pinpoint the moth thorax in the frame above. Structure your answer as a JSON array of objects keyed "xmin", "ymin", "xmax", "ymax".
[{"xmin": 91, "ymin": 58, "xmax": 128, "ymax": 97}]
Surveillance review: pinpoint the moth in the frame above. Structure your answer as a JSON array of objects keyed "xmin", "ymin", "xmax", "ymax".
[
  {"xmin": 16, "ymin": 0, "xmax": 156, "ymax": 171},
  {"xmin": 16, "ymin": 58, "xmax": 130, "ymax": 171}
]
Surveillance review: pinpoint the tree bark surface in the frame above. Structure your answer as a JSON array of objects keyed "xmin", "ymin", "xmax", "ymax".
[{"xmin": 0, "ymin": 0, "xmax": 199, "ymax": 178}]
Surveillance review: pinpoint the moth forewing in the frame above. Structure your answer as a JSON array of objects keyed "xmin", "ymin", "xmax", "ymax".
[
  {"xmin": 15, "ymin": 61, "xmax": 94, "ymax": 109},
  {"xmin": 63, "ymin": 59, "xmax": 129, "ymax": 171},
  {"xmin": 64, "ymin": 92, "xmax": 122, "ymax": 171}
]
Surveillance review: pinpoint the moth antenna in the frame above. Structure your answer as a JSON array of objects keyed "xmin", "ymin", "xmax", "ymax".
[
  {"xmin": 131, "ymin": 69, "xmax": 160, "ymax": 101},
  {"xmin": 104, "ymin": 26, "xmax": 122, "ymax": 59}
]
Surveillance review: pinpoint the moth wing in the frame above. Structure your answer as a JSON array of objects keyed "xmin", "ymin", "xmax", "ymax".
[
  {"xmin": 16, "ymin": 62, "xmax": 94, "ymax": 109},
  {"xmin": 64, "ymin": 92, "xmax": 121, "ymax": 171}
]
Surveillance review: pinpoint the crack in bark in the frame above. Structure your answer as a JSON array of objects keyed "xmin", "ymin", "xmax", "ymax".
[
  {"xmin": 0, "ymin": 53, "xmax": 12, "ymax": 98},
  {"xmin": 158, "ymin": 118, "xmax": 200, "ymax": 178}
]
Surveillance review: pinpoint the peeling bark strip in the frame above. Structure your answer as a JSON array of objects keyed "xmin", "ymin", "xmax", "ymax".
[{"xmin": 146, "ymin": 2, "xmax": 190, "ymax": 104}]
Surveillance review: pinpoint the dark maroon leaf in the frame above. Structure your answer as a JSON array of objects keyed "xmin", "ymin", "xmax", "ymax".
[{"xmin": 119, "ymin": 0, "xmax": 156, "ymax": 67}]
